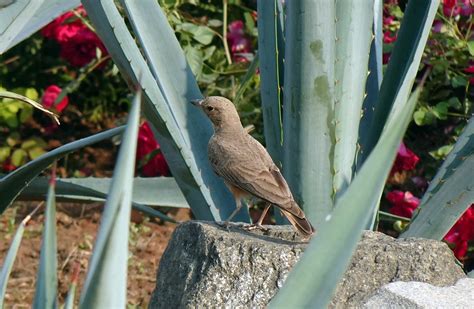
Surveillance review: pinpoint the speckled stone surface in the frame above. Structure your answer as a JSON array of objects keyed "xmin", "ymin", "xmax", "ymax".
[
  {"xmin": 149, "ymin": 221, "xmax": 465, "ymax": 308},
  {"xmin": 363, "ymin": 278, "xmax": 474, "ymax": 308}
]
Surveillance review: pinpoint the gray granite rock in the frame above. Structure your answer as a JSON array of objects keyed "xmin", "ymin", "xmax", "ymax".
[
  {"xmin": 363, "ymin": 278, "xmax": 474, "ymax": 308},
  {"xmin": 149, "ymin": 221, "xmax": 466, "ymax": 308}
]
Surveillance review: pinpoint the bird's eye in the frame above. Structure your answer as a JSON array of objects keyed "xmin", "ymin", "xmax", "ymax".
[{"xmin": 206, "ymin": 106, "xmax": 214, "ymax": 112}]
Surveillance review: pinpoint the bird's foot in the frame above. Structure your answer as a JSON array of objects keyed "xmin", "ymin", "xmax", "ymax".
[
  {"xmin": 216, "ymin": 221, "xmax": 232, "ymax": 231},
  {"xmin": 243, "ymin": 223, "xmax": 269, "ymax": 232}
]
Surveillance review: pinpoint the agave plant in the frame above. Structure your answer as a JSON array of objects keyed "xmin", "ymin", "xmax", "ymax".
[{"xmin": 0, "ymin": 0, "xmax": 473, "ymax": 307}]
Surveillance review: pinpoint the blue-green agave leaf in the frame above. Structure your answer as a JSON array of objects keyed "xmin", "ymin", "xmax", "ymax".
[
  {"xmin": 361, "ymin": 0, "xmax": 439, "ymax": 161},
  {"xmin": 401, "ymin": 117, "xmax": 474, "ymax": 239},
  {"xmin": 19, "ymin": 177, "xmax": 179, "ymax": 222},
  {"xmin": 81, "ymin": 0, "xmax": 244, "ymax": 222},
  {"xmin": 271, "ymin": 84, "xmax": 423, "ymax": 308},
  {"xmin": 0, "ymin": 126, "xmax": 124, "ymax": 214},
  {"xmin": 357, "ymin": 0, "xmax": 383, "ymax": 170},
  {"xmin": 79, "ymin": 91, "xmax": 140, "ymax": 307},
  {"xmin": 257, "ymin": 0, "xmax": 284, "ymax": 166},
  {"xmin": 0, "ymin": 91, "xmax": 60, "ymax": 124},
  {"xmin": 0, "ymin": 0, "xmax": 80, "ymax": 54},
  {"xmin": 333, "ymin": 0, "xmax": 374, "ymax": 199},
  {"xmin": 33, "ymin": 170, "xmax": 58, "ymax": 309},
  {"xmin": 282, "ymin": 1, "xmax": 335, "ymax": 226}
]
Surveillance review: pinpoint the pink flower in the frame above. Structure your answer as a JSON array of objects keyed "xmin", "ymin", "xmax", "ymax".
[
  {"xmin": 42, "ymin": 85, "xmax": 69, "ymax": 112},
  {"xmin": 464, "ymin": 65, "xmax": 474, "ymax": 74},
  {"xmin": 386, "ymin": 190, "xmax": 420, "ymax": 218},
  {"xmin": 383, "ymin": 31, "xmax": 397, "ymax": 44},
  {"xmin": 432, "ymin": 20, "xmax": 444, "ymax": 33},
  {"xmin": 227, "ymin": 20, "xmax": 252, "ymax": 63},
  {"xmin": 391, "ymin": 142, "xmax": 420, "ymax": 174},
  {"xmin": 136, "ymin": 122, "xmax": 170, "ymax": 177},
  {"xmin": 444, "ymin": 205, "xmax": 474, "ymax": 259},
  {"xmin": 443, "ymin": 0, "xmax": 462, "ymax": 17},
  {"xmin": 460, "ymin": 0, "xmax": 473, "ymax": 16}
]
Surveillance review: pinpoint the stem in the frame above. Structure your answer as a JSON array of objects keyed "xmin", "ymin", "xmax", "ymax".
[{"xmin": 222, "ymin": 0, "xmax": 233, "ymax": 65}]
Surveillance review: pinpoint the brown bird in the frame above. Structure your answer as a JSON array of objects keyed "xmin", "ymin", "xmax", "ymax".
[{"xmin": 191, "ymin": 96, "xmax": 315, "ymax": 237}]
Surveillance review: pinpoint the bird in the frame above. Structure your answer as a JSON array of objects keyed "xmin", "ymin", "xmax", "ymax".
[{"xmin": 191, "ymin": 96, "xmax": 315, "ymax": 237}]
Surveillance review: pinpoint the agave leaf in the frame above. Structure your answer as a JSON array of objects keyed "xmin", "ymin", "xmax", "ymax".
[
  {"xmin": 0, "ymin": 204, "xmax": 41, "ymax": 309},
  {"xmin": 361, "ymin": 0, "xmax": 439, "ymax": 161},
  {"xmin": 0, "ymin": 0, "xmax": 80, "ymax": 54},
  {"xmin": 64, "ymin": 263, "xmax": 80, "ymax": 309},
  {"xmin": 357, "ymin": 0, "xmax": 383, "ymax": 170},
  {"xmin": 283, "ymin": 1, "xmax": 335, "ymax": 226},
  {"xmin": 0, "ymin": 91, "xmax": 60, "ymax": 124},
  {"xmin": 401, "ymin": 117, "xmax": 474, "ymax": 239},
  {"xmin": 33, "ymin": 169, "xmax": 58, "ymax": 309},
  {"xmin": 79, "ymin": 91, "xmax": 140, "ymax": 307},
  {"xmin": 0, "ymin": 126, "xmax": 124, "ymax": 214},
  {"xmin": 332, "ymin": 0, "xmax": 374, "ymax": 199},
  {"xmin": 257, "ymin": 0, "xmax": 285, "ymax": 166},
  {"xmin": 21, "ymin": 177, "xmax": 187, "ymax": 208},
  {"xmin": 19, "ymin": 177, "xmax": 178, "ymax": 223},
  {"xmin": 81, "ymin": 0, "xmax": 244, "ymax": 222},
  {"xmin": 271, "ymin": 84, "xmax": 423, "ymax": 308}
]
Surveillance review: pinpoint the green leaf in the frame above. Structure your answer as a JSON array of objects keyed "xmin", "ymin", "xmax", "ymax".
[
  {"xmin": 80, "ymin": 91, "xmax": 141, "ymax": 307},
  {"xmin": 0, "ymin": 147, "xmax": 11, "ymax": 163},
  {"xmin": 429, "ymin": 144, "xmax": 454, "ymax": 160},
  {"xmin": 271, "ymin": 83, "xmax": 423, "ymax": 308},
  {"xmin": 401, "ymin": 117, "xmax": 474, "ymax": 240},
  {"xmin": 0, "ymin": 0, "xmax": 80, "ymax": 54},
  {"xmin": 33, "ymin": 170, "xmax": 58, "ymax": 309},
  {"xmin": 467, "ymin": 41, "xmax": 474, "ymax": 56},
  {"xmin": 282, "ymin": 1, "xmax": 336, "ymax": 226},
  {"xmin": 0, "ymin": 204, "xmax": 41, "ymax": 309},
  {"xmin": 0, "ymin": 126, "xmax": 124, "ymax": 215},
  {"xmin": 451, "ymin": 75, "xmax": 467, "ymax": 88},
  {"xmin": 184, "ymin": 45, "xmax": 204, "ymax": 77},
  {"xmin": 234, "ymin": 54, "xmax": 259, "ymax": 105},
  {"xmin": 333, "ymin": 0, "xmax": 374, "ymax": 198},
  {"xmin": 11, "ymin": 149, "xmax": 27, "ymax": 167}
]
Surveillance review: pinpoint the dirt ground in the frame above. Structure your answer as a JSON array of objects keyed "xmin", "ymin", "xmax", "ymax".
[{"xmin": 0, "ymin": 202, "xmax": 191, "ymax": 308}]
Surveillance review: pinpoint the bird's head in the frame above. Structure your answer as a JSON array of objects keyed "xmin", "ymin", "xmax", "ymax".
[{"xmin": 191, "ymin": 96, "xmax": 242, "ymax": 131}]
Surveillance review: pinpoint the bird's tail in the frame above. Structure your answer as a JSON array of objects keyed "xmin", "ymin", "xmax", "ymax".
[{"xmin": 279, "ymin": 206, "xmax": 315, "ymax": 237}]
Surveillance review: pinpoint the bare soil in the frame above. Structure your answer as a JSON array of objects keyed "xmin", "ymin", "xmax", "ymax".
[{"xmin": 0, "ymin": 202, "xmax": 191, "ymax": 308}]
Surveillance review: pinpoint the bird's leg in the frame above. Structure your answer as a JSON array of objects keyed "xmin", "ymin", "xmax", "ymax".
[
  {"xmin": 217, "ymin": 198, "xmax": 242, "ymax": 230},
  {"xmin": 244, "ymin": 203, "xmax": 271, "ymax": 232}
]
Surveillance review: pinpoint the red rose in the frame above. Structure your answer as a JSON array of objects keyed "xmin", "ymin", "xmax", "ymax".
[
  {"xmin": 444, "ymin": 205, "xmax": 474, "ymax": 259},
  {"xmin": 464, "ymin": 65, "xmax": 474, "ymax": 74},
  {"xmin": 41, "ymin": 6, "xmax": 87, "ymax": 43},
  {"xmin": 59, "ymin": 28, "xmax": 107, "ymax": 67},
  {"xmin": 41, "ymin": 5, "xmax": 108, "ymax": 67},
  {"xmin": 391, "ymin": 142, "xmax": 419, "ymax": 174},
  {"xmin": 386, "ymin": 190, "xmax": 420, "ymax": 218},
  {"xmin": 136, "ymin": 122, "xmax": 170, "ymax": 177},
  {"xmin": 42, "ymin": 85, "xmax": 69, "ymax": 112}
]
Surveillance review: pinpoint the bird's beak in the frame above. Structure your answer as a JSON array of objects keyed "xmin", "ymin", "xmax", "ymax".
[{"xmin": 190, "ymin": 99, "xmax": 203, "ymax": 106}]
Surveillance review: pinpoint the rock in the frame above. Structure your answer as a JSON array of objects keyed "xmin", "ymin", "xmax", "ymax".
[
  {"xmin": 149, "ymin": 221, "xmax": 466, "ymax": 308},
  {"xmin": 330, "ymin": 231, "xmax": 466, "ymax": 308},
  {"xmin": 363, "ymin": 278, "xmax": 474, "ymax": 308}
]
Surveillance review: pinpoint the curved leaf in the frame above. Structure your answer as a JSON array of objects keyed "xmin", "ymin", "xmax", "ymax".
[
  {"xmin": 0, "ymin": 126, "xmax": 124, "ymax": 214},
  {"xmin": 401, "ymin": 117, "xmax": 474, "ymax": 239}
]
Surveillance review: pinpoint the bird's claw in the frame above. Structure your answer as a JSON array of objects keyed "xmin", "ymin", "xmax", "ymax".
[
  {"xmin": 217, "ymin": 221, "xmax": 231, "ymax": 231},
  {"xmin": 243, "ymin": 223, "xmax": 269, "ymax": 232}
]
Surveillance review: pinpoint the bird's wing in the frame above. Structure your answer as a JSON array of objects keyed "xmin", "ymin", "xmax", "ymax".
[{"xmin": 212, "ymin": 135, "xmax": 292, "ymax": 206}]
